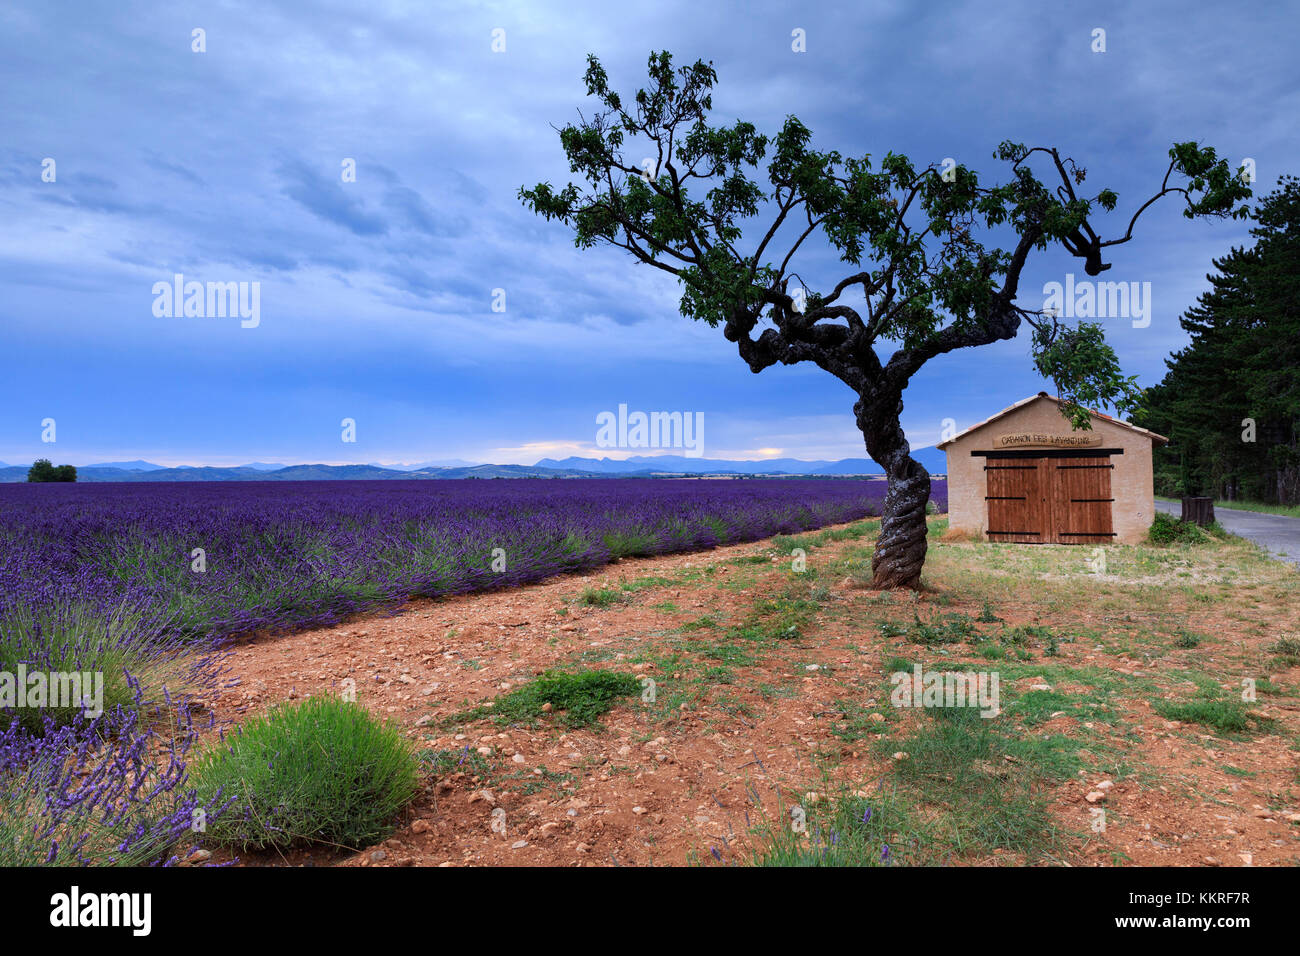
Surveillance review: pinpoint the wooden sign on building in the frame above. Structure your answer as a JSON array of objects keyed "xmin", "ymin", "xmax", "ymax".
[{"xmin": 995, "ymin": 432, "xmax": 1104, "ymax": 449}]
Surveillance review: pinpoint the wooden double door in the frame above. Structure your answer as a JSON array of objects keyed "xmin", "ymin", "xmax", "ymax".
[{"xmin": 984, "ymin": 455, "xmax": 1115, "ymax": 544}]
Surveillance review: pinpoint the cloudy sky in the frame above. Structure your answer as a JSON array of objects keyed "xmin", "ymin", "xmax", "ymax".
[{"xmin": 1, "ymin": 0, "xmax": 1293, "ymax": 467}]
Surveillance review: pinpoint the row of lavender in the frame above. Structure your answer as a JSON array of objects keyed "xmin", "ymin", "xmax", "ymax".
[
  {"xmin": 0, "ymin": 477, "xmax": 944, "ymax": 864},
  {"xmin": 0, "ymin": 478, "xmax": 942, "ymax": 641}
]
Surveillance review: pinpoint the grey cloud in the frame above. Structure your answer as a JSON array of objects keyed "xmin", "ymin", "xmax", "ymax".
[{"xmin": 278, "ymin": 159, "xmax": 390, "ymax": 236}]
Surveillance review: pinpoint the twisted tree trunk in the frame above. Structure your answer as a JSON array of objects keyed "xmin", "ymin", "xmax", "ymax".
[{"xmin": 858, "ymin": 392, "xmax": 931, "ymax": 589}]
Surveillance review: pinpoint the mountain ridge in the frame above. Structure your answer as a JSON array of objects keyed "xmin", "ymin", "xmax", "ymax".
[
  {"xmin": 534, "ymin": 448, "xmax": 948, "ymax": 476},
  {"xmin": 0, "ymin": 450, "xmax": 949, "ymax": 483}
]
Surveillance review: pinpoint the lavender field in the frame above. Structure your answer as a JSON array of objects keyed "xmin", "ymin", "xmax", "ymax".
[
  {"xmin": 0, "ymin": 476, "xmax": 946, "ymax": 864},
  {"xmin": 0, "ymin": 477, "xmax": 944, "ymax": 643}
]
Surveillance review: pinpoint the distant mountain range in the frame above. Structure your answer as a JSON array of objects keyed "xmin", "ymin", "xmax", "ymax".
[
  {"xmin": 367, "ymin": 459, "xmax": 480, "ymax": 470},
  {"xmin": 85, "ymin": 460, "xmax": 168, "ymax": 471},
  {"xmin": 0, "ymin": 463, "xmax": 601, "ymax": 483},
  {"xmin": 535, "ymin": 448, "xmax": 948, "ymax": 476},
  {"xmin": 0, "ymin": 448, "xmax": 948, "ymax": 483}
]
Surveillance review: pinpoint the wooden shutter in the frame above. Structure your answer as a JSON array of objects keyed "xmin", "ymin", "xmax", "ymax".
[
  {"xmin": 1050, "ymin": 456, "xmax": 1115, "ymax": 544},
  {"xmin": 984, "ymin": 458, "xmax": 1047, "ymax": 543}
]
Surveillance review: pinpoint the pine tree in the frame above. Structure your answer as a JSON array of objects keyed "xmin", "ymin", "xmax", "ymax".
[{"xmin": 1136, "ymin": 176, "xmax": 1300, "ymax": 504}]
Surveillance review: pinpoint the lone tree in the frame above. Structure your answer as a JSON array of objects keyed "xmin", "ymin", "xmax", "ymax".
[{"xmin": 521, "ymin": 52, "xmax": 1251, "ymax": 588}]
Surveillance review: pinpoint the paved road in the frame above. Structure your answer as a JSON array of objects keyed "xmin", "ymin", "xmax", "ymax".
[{"xmin": 1155, "ymin": 499, "xmax": 1300, "ymax": 566}]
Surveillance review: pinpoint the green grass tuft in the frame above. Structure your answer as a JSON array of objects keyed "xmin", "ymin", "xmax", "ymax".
[
  {"xmin": 1269, "ymin": 636, "xmax": 1300, "ymax": 662},
  {"xmin": 576, "ymin": 587, "xmax": 626, "ymax": 608},
  {"xmin": 1147, "ymin": 512, "xmax": 1227, "ymax": 545},
  {"xmin": 191, "ymin": 695, "xmax": 419, "ymax": 852},
  {"xmin": 457, "ymin": 669, "xmax": 641, "ymax": 729},
  {"xmin": 1152, "ymin": 697, "xmax": 1268, "ymax": 734}
]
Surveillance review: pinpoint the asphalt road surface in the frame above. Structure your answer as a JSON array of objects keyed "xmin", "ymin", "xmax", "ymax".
[{"xmin": 1155, "ymin": 499, "xmax": 1300, "ymax": 566}]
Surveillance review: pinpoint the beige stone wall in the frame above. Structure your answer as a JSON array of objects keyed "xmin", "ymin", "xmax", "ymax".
[{"xmin": 941, "ymin": 396, "xmax": 1156, "ymax": 545}]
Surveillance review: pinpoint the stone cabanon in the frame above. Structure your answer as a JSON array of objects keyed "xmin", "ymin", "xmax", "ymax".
[{"xmin": 938, "ymin": 393, "xmax": 1168, "ymax": 545}]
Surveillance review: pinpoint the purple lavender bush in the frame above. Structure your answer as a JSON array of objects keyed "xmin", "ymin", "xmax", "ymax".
[
  {"xmin": 0, "ymin": 600, "xmax": 220, "ymax": 735},
  {"xmin": 0, "ymin": 694, "xmax": 233, "ymax": 866},
  {"xmin": 0, "ymin": 597, "xmax": 229, "ymax": 864}
]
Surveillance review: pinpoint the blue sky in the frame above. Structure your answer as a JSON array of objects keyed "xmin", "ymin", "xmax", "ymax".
[{"xmin": 1, "ymin": 0, "xmax": 1294, "ymax": 467}]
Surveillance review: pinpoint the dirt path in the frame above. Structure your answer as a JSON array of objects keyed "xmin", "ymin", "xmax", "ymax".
[{"xmin": 206, "ymin": 518, "xmax": 1300, "ymax": 867}]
